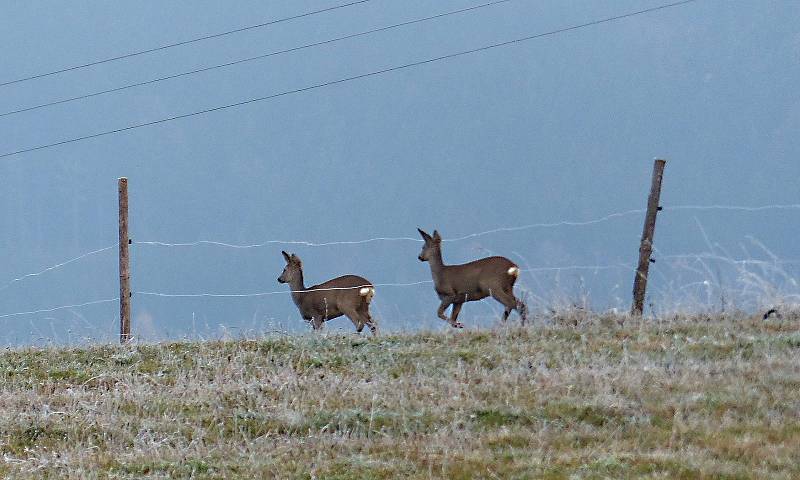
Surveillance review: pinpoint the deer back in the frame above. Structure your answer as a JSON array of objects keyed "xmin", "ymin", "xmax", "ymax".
[
  {"xmin": 300, "ymin": 275, "xmax": 374, "ymax": 311},
  {"xmin": 440, "ymin": 256, "xmax": 519, "ymax": 295}
]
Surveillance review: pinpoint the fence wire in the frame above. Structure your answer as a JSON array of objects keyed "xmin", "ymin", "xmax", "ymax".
[{"xmin": 2, "ymin": 204, "xmax": 798, "ymax": 322}]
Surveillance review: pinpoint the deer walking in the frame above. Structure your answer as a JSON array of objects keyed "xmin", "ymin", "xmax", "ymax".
[
  {"xmin": 417, "ymin": 228, "xmax": 527, "ymax": 328},
  {"xmin": 278, "ymin": 251, "xmax": 377, "ymax": 333}
]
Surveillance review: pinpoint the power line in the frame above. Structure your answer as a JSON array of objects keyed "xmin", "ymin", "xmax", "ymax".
[
  {"xmin": 0, "ymin": 0, "xmax": 699, "ymax": 160},
  {"xmin": 0, "ymin": 0, "xmax": 515, "ymax": 118},
  {"xmin": 0, "ymin": 0, "xmax": 374, "ymax": 87}
]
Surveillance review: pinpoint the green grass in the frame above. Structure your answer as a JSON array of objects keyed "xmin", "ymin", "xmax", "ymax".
[{"xmin": 0, "ymin": 312, "xmax": 799, "ymax": 478}]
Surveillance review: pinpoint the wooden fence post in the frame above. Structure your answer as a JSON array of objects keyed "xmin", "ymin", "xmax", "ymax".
[
  {"xmin": 118, "ymin": 178, "xmax": 132, "ymax": 343},
  {"xmin": 631, "ymin": 159, "xmax": 666, "ymax": 316}
]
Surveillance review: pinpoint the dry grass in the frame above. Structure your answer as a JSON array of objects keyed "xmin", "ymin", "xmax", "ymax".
[{"xmin": 1, "ymin": 312, "xmax": 800, "ymax": 479}]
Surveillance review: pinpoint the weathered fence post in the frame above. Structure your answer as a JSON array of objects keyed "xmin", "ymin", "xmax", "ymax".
[
  {"xmin": 631, "ymin": 159, "xmax": 666, "ymax": 316},
  {"xmin": 118, "ymin": 178, "xmax": 132, "ymax": 343}
]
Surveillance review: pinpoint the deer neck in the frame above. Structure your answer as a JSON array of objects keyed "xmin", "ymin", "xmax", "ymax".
[
  {"xmin": 427, "ymin": 248, "xmax": 448, "ymax": 285},
  {"xmin": 288, "ymin": 271, "xmax": 307, "ymax": 306}
]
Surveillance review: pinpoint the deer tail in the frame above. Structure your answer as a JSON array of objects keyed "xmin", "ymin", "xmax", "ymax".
[{"xmin": 359, "ymin": 286, "xmax": 375, "ymax": 303}]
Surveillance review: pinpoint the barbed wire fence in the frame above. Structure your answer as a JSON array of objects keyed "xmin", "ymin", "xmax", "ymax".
[
  {"xmin": 1, "ymin": 174, "xmax": 798, "ymax": 343},
  {"xmin": 0, "ymin": 223, "xmax": 798, "ymax": 320}
]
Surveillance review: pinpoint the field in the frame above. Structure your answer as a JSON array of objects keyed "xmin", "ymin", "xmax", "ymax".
[{"xmin": 1, "ymin": 312, "xmax": 800, "ymax": 479}]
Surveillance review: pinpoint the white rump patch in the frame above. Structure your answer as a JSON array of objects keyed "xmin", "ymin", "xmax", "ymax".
[
  {"xmin": 359, "ymin": 287, "xmax": 374, "ymax": 296},
  {"xmin": 507, "ymin": 266, "xmax": 520, "ymax": 277}
]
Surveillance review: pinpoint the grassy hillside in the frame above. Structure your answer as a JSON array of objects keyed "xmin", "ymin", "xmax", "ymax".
[{"xmin": 1, "ymin": 313, "xmax": 799, "ymax": 479}]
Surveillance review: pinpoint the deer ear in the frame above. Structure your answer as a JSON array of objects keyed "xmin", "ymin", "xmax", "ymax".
[
  {"xmin": 417, "ymin": 228, "xmax": 432, "ymax": 242},
  {"xmin": 290, "ymin": 253, "xmax": 302, "ymax": 265},
  {"xmin": 281, "ymin": 251, "xmax": 291, "ymax": 263},
  {"xmin": 432, "ymin": 230, "xmax": 442, "ymax": 242}
]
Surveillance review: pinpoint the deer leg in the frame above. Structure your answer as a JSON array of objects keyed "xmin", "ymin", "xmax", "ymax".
[
  {"xmin": 492, "ymin": 290, "xmax": 525, "ymax": 324},
  {"xmin": 449, "ymin": 302, "xmax": 465, "ymax": 329},
  {"xmin": 342, "ymin": 309, "xmax": 361, "ymax": 331},
  {"xmin": 358, "ymin": 306, "xmax": 378, "ymax": 335},
  {"xmin": 365, "ymin": 316, "xmax": 377, "ymax": 335},
  {"xmin": 342, "ymin": 307, "xmax": 369, "ymax": 333},
  {"xmin": 311, "ymin": 316, "xmax": 324, "ymax": 331},
  {"xmin": 437, "ymin": 301, "xmax": 453, "ymax": 323}
]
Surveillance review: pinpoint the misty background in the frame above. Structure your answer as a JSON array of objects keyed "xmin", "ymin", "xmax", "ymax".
[{"xmin": 1, "ymin": 0, "xmax": 798, "ymax": 345}]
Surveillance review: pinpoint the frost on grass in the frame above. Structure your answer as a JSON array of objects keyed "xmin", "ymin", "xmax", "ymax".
[{"xmin": 1, "ymin": 313, "xmax": 799, "ymax": 479}]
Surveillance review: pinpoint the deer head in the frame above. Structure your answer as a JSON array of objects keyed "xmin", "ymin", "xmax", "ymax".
[
  {"xmin": 417, "ymin": 228, "xmax": 442, "ymax": 262},
  {"xmin": 278, "ymin": 251, "xmax": 303, "ymax": 284}
]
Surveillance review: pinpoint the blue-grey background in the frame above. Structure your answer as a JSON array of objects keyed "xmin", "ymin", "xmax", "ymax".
[{"xmin": 1, "ymin": 0, "xmax": 798, "ymax": 345}]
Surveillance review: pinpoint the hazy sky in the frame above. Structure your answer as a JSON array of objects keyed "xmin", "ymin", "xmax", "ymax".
[{"xmin": 1, "ymin": 0, "xmax": 798, "ymax": 344}]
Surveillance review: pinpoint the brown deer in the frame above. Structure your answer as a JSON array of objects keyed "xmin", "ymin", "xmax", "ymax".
[
  {"xmin": 277, "ymin": 251, "xmax": 377, "ymax": 333},
  {"xmin": 417, "ymin": 228, "xmax": 527, "ymax": 328}
]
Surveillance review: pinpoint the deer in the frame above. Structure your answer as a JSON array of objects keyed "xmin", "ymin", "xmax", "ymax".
[
  {"xmin": 417, "ymin": 228, "xmax": 527, "ymax": 328},
  {"xmin": 277, "ymin": 251, "xmax": 377, "ymax": 334}
]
